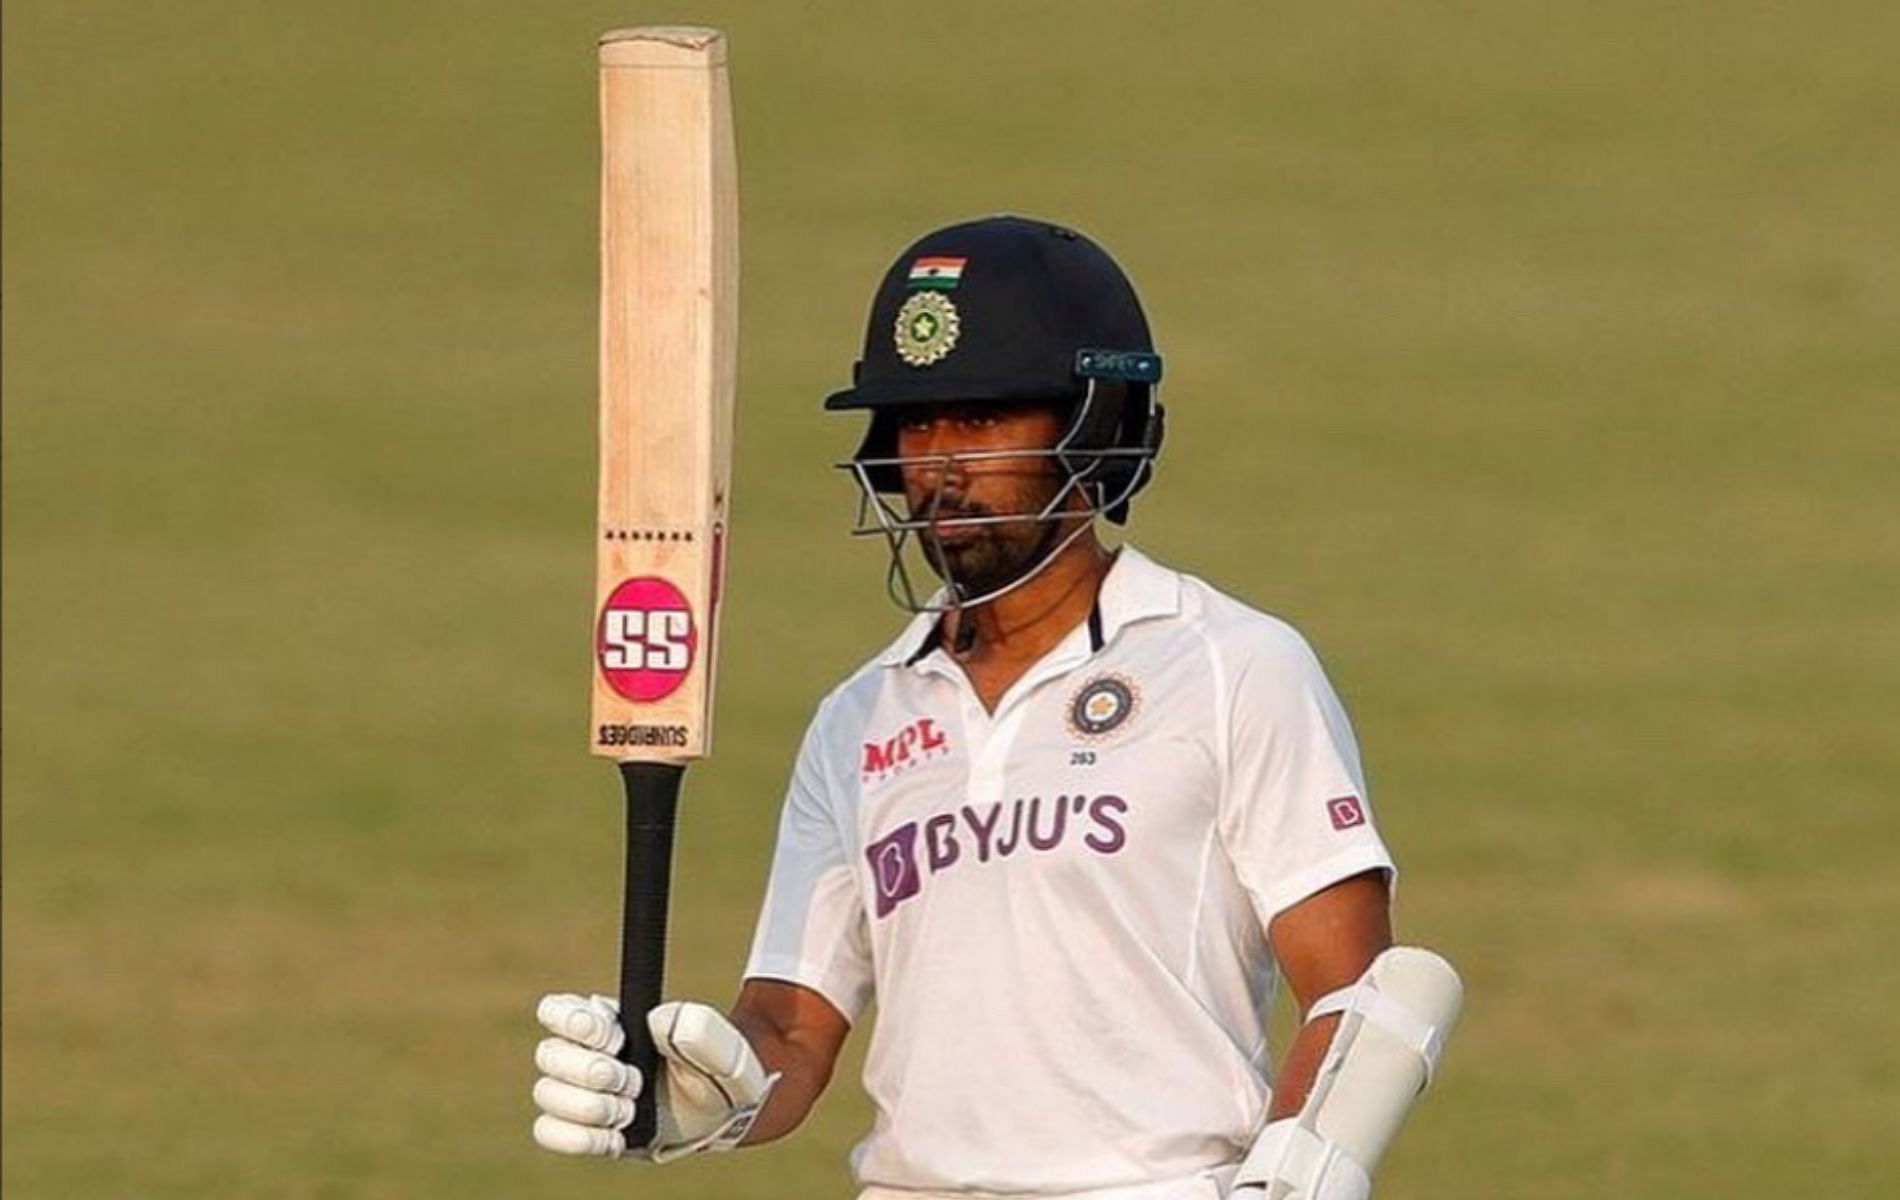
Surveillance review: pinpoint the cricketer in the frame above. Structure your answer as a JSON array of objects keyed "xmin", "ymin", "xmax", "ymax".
[{"xmin": 532, "ymin": 216, "xmax": 1462, "ymax": 1198}]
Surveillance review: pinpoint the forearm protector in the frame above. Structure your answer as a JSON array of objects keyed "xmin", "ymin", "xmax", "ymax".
[{"xmin": 1234, "ymin": 946, "xmax": 1464, "ymax": 1198}]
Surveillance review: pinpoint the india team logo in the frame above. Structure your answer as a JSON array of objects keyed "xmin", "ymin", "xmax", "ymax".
[
  {"xmin": 1068, "ymin": 673, "xmax": 1140, "ymax": 740},
  {"xmin": 894, "ymin": 290, "xmax": 960, "ymax": 367},
  {"xmin": 596, "ymin": 576, "xmax": 697, "ymax": 702}
]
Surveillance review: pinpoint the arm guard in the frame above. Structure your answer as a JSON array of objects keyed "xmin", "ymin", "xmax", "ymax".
[{"xmin": 1235, "ymin": 946, "xmax": 1464, "ymax": 1198}]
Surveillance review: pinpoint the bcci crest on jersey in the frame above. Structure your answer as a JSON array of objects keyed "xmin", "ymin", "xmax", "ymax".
[{"xmin": 1068, "ymin": 673, "xmax": 1140, "ymax": 740}]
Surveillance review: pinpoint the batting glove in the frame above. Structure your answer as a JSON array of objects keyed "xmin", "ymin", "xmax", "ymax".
[{"xmin": 531, "ymin": 992, "xmax": 777, "ymax": 1163}]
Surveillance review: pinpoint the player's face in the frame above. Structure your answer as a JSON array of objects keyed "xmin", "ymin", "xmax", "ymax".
[{"xmin": 894, "ymin": 402, "xmax": 1079, "ymax": 595}]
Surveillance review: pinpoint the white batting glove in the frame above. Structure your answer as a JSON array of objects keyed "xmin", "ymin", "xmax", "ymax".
[{"xmin": 531, "ymin": 992, "xmax": 777, "ymax": 1163}]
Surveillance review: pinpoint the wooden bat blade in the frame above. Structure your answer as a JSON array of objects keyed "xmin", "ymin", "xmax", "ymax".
[
  {"xmin": 592, "ymin": 26, "xmax": 738, "ymax": 763},
  {"xmin": 590, "ymin": 25, "xmax": 737, "ymax": 1153}
]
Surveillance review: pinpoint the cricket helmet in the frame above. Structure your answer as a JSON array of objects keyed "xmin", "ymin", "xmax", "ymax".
[{"xmin": 827, "ymin": 215, "xmax": 1165, "ymax": 527}]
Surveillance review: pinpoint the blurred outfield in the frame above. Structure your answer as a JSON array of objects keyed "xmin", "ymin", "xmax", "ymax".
[{"xmin": 5, "ymin": 1, "xmax": 1897, "ymax": 1196}]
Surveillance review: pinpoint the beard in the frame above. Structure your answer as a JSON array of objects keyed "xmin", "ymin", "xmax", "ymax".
[{"xmin": 914, "ymin": 502, "xmax": 1068, "ymax": 600}]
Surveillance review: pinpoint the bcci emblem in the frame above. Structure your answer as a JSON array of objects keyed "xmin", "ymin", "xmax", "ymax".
[
  {"xmin": 1068, "ymin": 673, "xmax": 1140, "ymax": 740},
  {"xmin": 894, "ymin": 291, "xmax": 961, "ymax": 367}
]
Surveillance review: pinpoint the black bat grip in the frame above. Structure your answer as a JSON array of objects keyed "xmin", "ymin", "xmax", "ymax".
[{"xmin": 616, "ymin": 760, "xmax": 684, "ymax": 1153}]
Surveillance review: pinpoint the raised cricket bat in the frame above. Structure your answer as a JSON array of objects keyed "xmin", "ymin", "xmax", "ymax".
[{"xmin": 591, "ymin": 25, "xmax": 737, "ymax": 1150}]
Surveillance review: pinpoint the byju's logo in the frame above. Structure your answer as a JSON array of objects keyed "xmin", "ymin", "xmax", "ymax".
[
  {"xmin": 860, "ymin": 717, "xmax": 949, "ymax": 783},
  {"xmin": 1327, "ymin": 795, "xmax": 1367, "ymax": 831},
  {"xmin": 862, "ymin": 794, "xmax": 1130, "ymax": 920},
  {"xmin": 865, "ymin": 823, "xmax": 922, "ymax": 917}
]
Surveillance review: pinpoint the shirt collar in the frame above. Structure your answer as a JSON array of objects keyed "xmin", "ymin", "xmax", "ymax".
[
  {"xmin": 874, "ymin": 543, "xmax": 1182, "ymax": 669},
  {"xmin": 1094, "ymin": 544, "xmax": 1183, "ymax": 643},
  {"xmin": 878, "ymin": 607, "xmax": 946, "ymax": 667}
]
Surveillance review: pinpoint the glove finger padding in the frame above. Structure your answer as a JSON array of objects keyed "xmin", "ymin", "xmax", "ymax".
[
  {"xmin": 534, "ymin": 1077, "xmax": 637, "ymax": 1130},
  {"xmin": 533, "ymin": 1113, "xmax": 625, "ymax": 1158},
  {"xmin": 643, "ymin": 1001, "xmax": 778, "ymax": 1162},
  {"xmin": 536, "ymin": 1037, "xmax": 643, "ymax": 1097},
  {"xmin": 536, "ymin": 993, "xmax": 625, "ymax": 1055},
  {"xmin": 649, "ymin": 1001, "xmax": 772, "ymax": 1104}
]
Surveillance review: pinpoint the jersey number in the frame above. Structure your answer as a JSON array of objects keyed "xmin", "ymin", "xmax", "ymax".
[{"xmin": 601, "ymin": 609, "xmax": 690, "ymax": 671}]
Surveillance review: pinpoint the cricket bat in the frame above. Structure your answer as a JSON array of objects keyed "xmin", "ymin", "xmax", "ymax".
[{"xmin": 592, "ymin": 25, "xmax": 737, "ymax": 1151}]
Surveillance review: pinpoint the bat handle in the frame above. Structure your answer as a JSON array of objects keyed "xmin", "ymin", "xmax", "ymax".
[{"xmin": 616, "ymin": 760, "xmax": 684, "ymax": 1152}]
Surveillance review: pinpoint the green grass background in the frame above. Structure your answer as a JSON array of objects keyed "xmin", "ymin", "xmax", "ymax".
[{"xmin": 5, "ymin": 1, "xmax": 1897, "ymax": 1196}]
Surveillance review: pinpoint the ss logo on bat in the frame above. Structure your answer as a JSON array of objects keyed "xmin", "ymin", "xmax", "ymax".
[
  {"xmin": 596, "ymin": 576, "xmax": 698, "ymax": 703},
  {"xmin": 601, "ymin": 609, "xmax": 691, "ymax": 671}
]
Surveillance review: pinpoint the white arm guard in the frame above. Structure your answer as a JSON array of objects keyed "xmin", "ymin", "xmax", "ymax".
[
  {"xmin": 1235, "ymin": 946, "xmax": 1464, "ymax": 1199},
  {"xmin": 531, "ymin": 994, "xmax": 778, "ymax": 1164}
]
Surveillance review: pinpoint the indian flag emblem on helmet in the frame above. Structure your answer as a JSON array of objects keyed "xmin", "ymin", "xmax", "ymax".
[
  {"xmin": 894, "ymin": 290, "xmax": 961, "ymax": 367},
  {"xmin": 907, "ymin": 256, "xmax": 967, "ymax": 290}
]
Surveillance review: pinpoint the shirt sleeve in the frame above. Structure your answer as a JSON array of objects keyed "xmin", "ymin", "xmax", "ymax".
[
  {"xmin": 742, "ymin": 710, "xmax": 875, "ymax": 1024},
  {"xmin": 1216, "ymin": 622, "xmax": 1396, "ymax": 929}
]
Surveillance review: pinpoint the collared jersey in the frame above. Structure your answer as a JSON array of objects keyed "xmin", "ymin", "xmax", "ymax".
[{"xmin": 743, "ymin": 547, "xmax": 1395, "ymax": 1194}]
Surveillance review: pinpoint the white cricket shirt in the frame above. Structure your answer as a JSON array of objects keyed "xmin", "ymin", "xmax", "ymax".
[{"xmin": 743, "ymin": 546, "xmax": 1395, "ymax": 1194}]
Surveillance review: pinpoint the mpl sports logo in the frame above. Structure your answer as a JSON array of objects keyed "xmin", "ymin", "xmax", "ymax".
[
  {"xmin": 597, "ymin": 577, "xmax": 697, "ymax": 702},
  {"xmin": 861, "ymin": 717, "xmax": 949, "ymax": 783}
]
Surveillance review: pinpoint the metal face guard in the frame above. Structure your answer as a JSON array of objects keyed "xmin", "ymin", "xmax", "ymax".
[{"xmin": 834, "ymin": 387, "xmax": 1158, "ymax": 616}]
